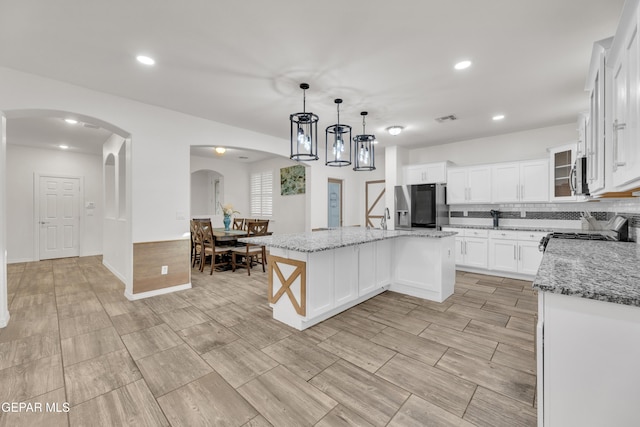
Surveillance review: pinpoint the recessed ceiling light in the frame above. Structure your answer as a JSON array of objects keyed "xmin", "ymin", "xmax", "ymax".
[
  {"xmin": 492, "ymin": 114, "xmax": 505, "ymax": 121},
  {"xmin": 64, "ymin": 118, "xmax": 78, "ymax": 125},
  {"xmin": 215, "ymin": 147, "xmax": 226, "ymax": 154},
  {"xmin": 136, "ymin": 55, "xmax": 155, "ymax": 66},
  {"xmin": 58, "ymin": 144, "xmax": 69, "ymax": 150},
  {"xmin": 454, "ymin": 60, "xmax": 472, "ymax": 70},
  {"xmin": 387, "ymin": 126, "xmax": 403, "ymax": 136}
]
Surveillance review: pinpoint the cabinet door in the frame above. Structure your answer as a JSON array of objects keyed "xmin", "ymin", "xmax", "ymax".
[
  {"xmin": 520, "ymin": 160, "xmax": 549, "ymax": 202},
  {"xmin": 404, "ymin": 166, "xmax": 423, "ymax": 185},
  {"xmin": 375, "ymin": 240, "xmax": 392, "ymax": 287},
  {"xmin": 467, "ymin": 167, "xmax": 492, "ymax": 203},
  {"xmin": 612, "ymin": 12, "xmax": 640, "ymax": 188},
  {"xmin": 454, "ymin": 237, "xmax": 465, "ymax": 265},
  {"xmin": 518, "ymin": 241, "xmax": 544, "ymax": 275},
  {"xmin": 447, "ymin": 169, "xmax": 468, "ymax": 204},
  {"xmin": 358, "ymin": 243, "xmax": 377, "ymax": 296},
  {"xmin": 334, "ymin": 247, "xmax": 358, "ymax": 306},
  {"xmin": 425, "ymin": 163, "xmax": 447, "ymax": 183},
  {"xmin": 464, "ymin": 237, "xmax": 488, "ymax": 269},
  {"xmin": 549, "ymin": 145, "xmax": 576, "ymax": 201},
  {"xmin": 489, "ymin": 239, "xmax": 518, "ymax": 272},
  {"xmin": 588, "ymin": 52, "xmax": 606, "ymax": 194},
  {"xmin": 492, "ymin": 163, "xmax": 520, "ymax": 203}
]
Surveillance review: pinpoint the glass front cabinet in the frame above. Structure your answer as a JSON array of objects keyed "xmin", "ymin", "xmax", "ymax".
[{"xmin": 549, "ymin": 144, "xmax": 577, "ymax": 201}]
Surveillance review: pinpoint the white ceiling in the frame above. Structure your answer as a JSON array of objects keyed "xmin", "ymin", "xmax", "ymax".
[{"xmin": 0, "ymin": 0, "xmax": 626, "ymax": 154}]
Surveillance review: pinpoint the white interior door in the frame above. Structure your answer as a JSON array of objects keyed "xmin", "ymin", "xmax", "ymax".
[{"xmin": 39, "ymin": 176, "xmax": 81, "ymax": 260}]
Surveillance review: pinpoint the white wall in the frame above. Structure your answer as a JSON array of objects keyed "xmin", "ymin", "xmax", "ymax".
[
  {"xmin": 190, "ymin": 155, "xmax": 250, "ymax": 228},
  {"xmin": 0, "ymin": 66, "xmax": 291, "ymax": 294},
  {"xmin": 408, "ymin": 123, "xmax": 577, "ymax": 166},
  {"xmin": 1, "ymin": 115, "xmax": 9, "ymax": 328},
  {"xmin": 6, "ymin": 144, "xmax": 103, "ymax": 262},
  {"xmin": 249, "ymin": 156, "xmax": 308, "ymax": 235},
  {"xmin": 102, "ymin": 134, "xmax": 130, "ymax": 286},
  {"xmin": 309, "ymin": 146, "xmax": 386, "ymax": 230},
  {"xmin": 190, "ymin": 170, "xmax": 222, "ymax": 216}
]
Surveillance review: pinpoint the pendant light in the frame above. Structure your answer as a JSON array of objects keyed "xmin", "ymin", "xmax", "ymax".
[
  {"xmin": 325, "ymin": 99, "xmax": 352, "ymax": 166},
  {"xmin": 353, "ymin": 111, "xmax": 376, "ymax": 171},
  {"xmin": 290, "ymin": 83, "xmax": 319, "ymax": 161}
]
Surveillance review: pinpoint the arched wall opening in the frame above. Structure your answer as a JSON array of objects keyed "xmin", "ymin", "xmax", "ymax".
[{"xmin": 0, "ymin": 108, "xmax": 133, "ymax": 329}]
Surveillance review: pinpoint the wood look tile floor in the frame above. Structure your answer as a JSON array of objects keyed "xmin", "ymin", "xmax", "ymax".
[{"xmin": 0, "ymin": 256, "xmax": 538, "ymax": 426}]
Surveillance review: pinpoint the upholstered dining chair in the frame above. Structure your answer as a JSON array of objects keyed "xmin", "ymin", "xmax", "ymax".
[{"xmin": 231, "ymin": 220, "xmax": 269, "ymax": 275}]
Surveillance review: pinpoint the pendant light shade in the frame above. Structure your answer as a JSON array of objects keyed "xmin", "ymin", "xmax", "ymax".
[
  {"xmin": 290, "ymin": 83, "xmax": 319, "ymax": 161},
  {"xmin": 325, "ymin": 99, "xmax": 352, "ymax": 167},
  {"xmin": 353, "ymin": 111, "xmax": 376, "ymax": 171}
]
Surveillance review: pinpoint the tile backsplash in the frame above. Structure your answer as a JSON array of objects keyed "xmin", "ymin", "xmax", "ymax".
[{"xmin": 448, "ymin": 199, "xmax": 640, "ymax": 242}]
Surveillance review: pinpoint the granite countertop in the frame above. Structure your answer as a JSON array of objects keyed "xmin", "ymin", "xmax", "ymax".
[
  {"xmin": 533, "ymin": 239, "xmax": 640, "ymax": 307},
  {"xmin": 443, "ymin": 224, "xmax": 611, "ymax": 235},
  {"xmin": 239, "ymin": 228, "xmax": 456, "ymax": 253}
]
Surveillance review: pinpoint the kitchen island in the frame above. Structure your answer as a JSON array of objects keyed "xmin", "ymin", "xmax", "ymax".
[
  {"xmin": 533, "ymin": 238, "xmax": 640, "ymax": 427},
  {"xmin": 241, "ymin": 228, "xmax": 456, "ymax": 330}
]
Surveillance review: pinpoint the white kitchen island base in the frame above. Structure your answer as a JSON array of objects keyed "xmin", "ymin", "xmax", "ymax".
[{"xmin": 256, "ymin": 230, "xmax": 455, "ymax": 331}]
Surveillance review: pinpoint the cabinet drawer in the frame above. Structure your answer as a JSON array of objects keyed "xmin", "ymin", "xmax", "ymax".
[
  {"xmin": 489, "ymin": 230, "xmax": 519, "ymax": 240},
  {"xmin": 464, "ymin": 229, "xmax": 489, "ymax": 238},
  {"xmin": 517, "ymin": 231, "xmax": 548, "ymax": 241}
]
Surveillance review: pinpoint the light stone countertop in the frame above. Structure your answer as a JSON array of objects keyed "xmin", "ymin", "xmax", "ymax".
[
  {"xmin": 533, "ymin": 239, "xmax": 640, "ymax": 307},
  {"xmin": 239, "ymin": 227, "xmax": 456, "ymax": 253}
]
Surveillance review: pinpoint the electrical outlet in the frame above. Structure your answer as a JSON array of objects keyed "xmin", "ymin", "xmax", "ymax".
[{"xmin": 161, "ymin": 265, "xmax": 168, "ymax": 275}]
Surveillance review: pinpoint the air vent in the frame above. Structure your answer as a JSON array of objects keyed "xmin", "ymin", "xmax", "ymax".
[
  {"xmin": 82, "ymin": 123, "xmax": 100, "ymax": 129},
  {"xmin": 434, "ymin": 114, "xmax": 458, "ymax": 123}
]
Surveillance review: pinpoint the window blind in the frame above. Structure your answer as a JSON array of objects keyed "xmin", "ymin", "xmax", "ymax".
[{"xmin": 250, "ymin": 171, "xmax": 273, "ymax": 217}]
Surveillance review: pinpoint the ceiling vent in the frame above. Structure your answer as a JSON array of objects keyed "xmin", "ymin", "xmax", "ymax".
[
  {"xmin": 434, "ymin": 114, "xmax": 458, "ymax": 123},
  {"xmin": 82, "ymin": 123, "xmax": 100, "ymax": 129}
]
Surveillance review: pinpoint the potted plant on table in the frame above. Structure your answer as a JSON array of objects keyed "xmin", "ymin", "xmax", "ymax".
[{"xmin": 220, "ymin": 203, "xmax": 240, "ymax": 231}]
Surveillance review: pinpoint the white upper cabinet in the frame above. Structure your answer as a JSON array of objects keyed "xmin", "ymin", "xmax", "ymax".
[
  {"xmin": 404, "ymin": 161, "xmax": 450, "ymax": 185},
  {"xmin": 446, "ymin": 166, "xmax": 491, "ymax": 204},
  {"xmin": 585, "ymin": 39, "xmax": 611, "ymax": 194},
  {"xmin": 549, "ymin": 144, "xmax": 577, "ymax": 202},
  {"xmin": 492, "ymin": 160, "xmax": 549, "ymax": 203},
  {"xmin": 608, "ymin": 0, "xmax": 640, "ymax": 190}
]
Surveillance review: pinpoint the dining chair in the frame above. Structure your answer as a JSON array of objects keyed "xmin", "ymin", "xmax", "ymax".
[
  {"xmin": 232, "ymin": 217, "xmax": 244, "ymax": 230},
  {"xmin": 231, "ymin": 220, "xmax": 268, "ymax": 275},
  {"xmin": 190, "ymin": 219, "xmax": 198, "ymax": 267},
  {"xmin": 191, "ymin": 219, "xmax": 210, "ymax": 270},
  {"xmin": 195, "ymin": 220, "xmax": 232, "ymax": 274}
]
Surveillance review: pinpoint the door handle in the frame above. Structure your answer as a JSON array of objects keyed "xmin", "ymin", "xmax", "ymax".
[
  {"xmin": 613, "ymin": 120, "xmax": 627, "ymax": 170},
  {"xmin": 513, "ymin": 246, "xmax": 516, "ymax": 260},
  {"xmin": 39, "ymin": 221, "xmax": 49, "ymax": 225}
]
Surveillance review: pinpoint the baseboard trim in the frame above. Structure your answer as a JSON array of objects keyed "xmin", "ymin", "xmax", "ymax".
[
  {"xmin": 0, "ymin": 310, "xmax": 10, "ymax": 328},
  {"xmin": 102, "ymin": 260, "xmax": 127, "ymax": 284},
  {"xmin": 124, "ymin": 283, "xmax": 192, "ymax": 301},
  {"xmin": 456, "ymin": 266, "xmax": 536, "ymax": 282},
  {"xmin": 7, "ymin": 258, "xmax": 33, "ymax": 264}
]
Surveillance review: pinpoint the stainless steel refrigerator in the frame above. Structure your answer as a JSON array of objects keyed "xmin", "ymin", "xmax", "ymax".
[{"xmin": 394, "ymin": 183, "xmax": 448, "ymax": 230}]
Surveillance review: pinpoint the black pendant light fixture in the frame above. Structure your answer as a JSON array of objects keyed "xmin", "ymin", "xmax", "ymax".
[
  {"xmin": 290, "ymin": 83, "xmax": 319, "ymax": 161},
  {"xmin": 353, "ymin": 111, "xmax": 376, "ymax": 171},
  {"xmin": 325, "ymin": 99, "xmax": 352, "ymax": 166}
]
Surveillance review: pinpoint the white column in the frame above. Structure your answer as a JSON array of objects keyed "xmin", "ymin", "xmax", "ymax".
[
  {"xmin": 0, "ymin": 113, "xmax": 11, "ymax": 328},
  {"xmin": 384, "ymin": 145, "xmax": 409, "ymax": 230}
]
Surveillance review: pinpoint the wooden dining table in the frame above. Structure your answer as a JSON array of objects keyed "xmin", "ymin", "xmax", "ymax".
[{"xmin": 211, "ymin": 228, "xmax": 249, "ymax": 242}]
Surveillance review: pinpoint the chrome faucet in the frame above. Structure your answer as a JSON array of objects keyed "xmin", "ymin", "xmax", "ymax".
[{"xmin": 381, "ymin": 207, "xmax": 390, "ymax": 230}]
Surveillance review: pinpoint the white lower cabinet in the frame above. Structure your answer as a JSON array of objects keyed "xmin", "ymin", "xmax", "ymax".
[
  {"xmin": 445, "ymin": 227, "xmax": 545, "ymax": 279},
  {"xmin": 538, "ymin": 292, "xmax": 640, "ymax": 426},
  {"xmin": 489, "ymin": 230, "xmax": 546, "ymax": 276},
  {"xmin": 444, "ymin": 228, "xmax": 488, "ymax": 269}
]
